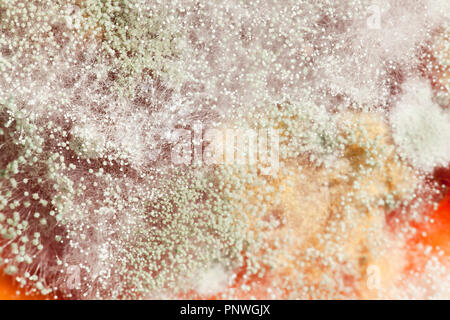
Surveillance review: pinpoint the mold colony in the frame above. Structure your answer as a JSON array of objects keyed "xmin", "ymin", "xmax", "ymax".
[{"xmin": 0, "ymin": 0, "xmax": 449, "ymax": 299}]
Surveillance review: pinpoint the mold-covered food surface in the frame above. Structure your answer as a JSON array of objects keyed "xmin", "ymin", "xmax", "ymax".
[{"xmin": 0, "ymin": 0, "xmax": 449, "ymax": 299}]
